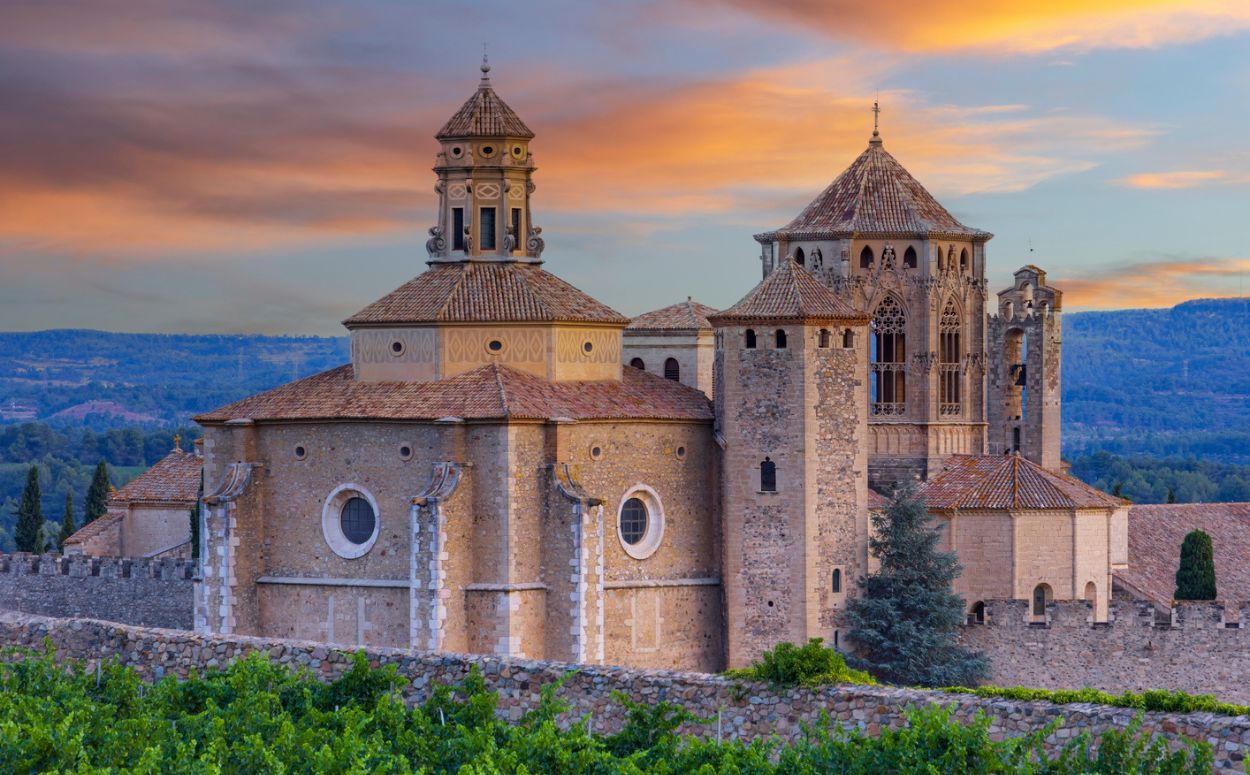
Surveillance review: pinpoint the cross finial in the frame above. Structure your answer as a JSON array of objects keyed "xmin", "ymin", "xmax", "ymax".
[
  {"xmin": 870, "ymin": 95, "xmax": 882, "ymax": 145},
  {"xmin": 172, "ymin": 434, "xmax": 181, "ymax": 452}
]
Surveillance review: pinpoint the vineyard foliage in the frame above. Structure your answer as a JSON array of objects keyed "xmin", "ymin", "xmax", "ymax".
[
  {"xmin": 941, "ymin": 684, "xmax": 1250, "ymax": 718},
  {"xmin": 0, "ymin": 646, "xmax": 1219, "ymax": 774}
]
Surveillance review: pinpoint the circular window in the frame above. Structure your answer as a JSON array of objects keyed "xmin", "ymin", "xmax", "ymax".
[
  {"xmin": 322, "ymin": 485, "xmax": 380, "ymax": 559},
  {"xmin": 481, "ymin": 145, "xmax": 495, "ymax": 157},
  {"xmin": 675, "ymin": 445, "xmax": 687, "ymax": 461},
  {"xmin": 487, "ymin": 339, "xmax": 503, "ymax": 354},
  {"xmin": 399, "ymin": 445, "xmax": 413, "ymax": 461},
  {"xmin": 390, "ymin": 340, "xmax": 405, "ymax": 356},
  {"xmin": 583, "ymin": 341, "xmax": 594, "ymax": 354},
  {"xmin": 616, "ymin": 485, "xmax": 665, "ymax": 560},
  {"xmin": 294, "ymin": 445, "xmax": 307, "ymax": 460},
  {"xmin": 589, "ymin": 444, "xmax": 603, "ymax": 461},
  {"xmin": 450, "ymin": 146, "xmax": 463, "ymax": 158},
  {"xmin": 512, "ymin": 145, "xmax": 523, "ymax": 157}
]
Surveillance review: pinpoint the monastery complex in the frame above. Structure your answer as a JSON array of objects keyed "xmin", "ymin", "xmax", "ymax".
[{"xmin": 52, "ymin": 60, "xmax": 1247, "ymax": 675}]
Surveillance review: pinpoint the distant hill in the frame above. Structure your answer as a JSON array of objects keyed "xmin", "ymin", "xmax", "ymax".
[{"xmin": 0, "ymin": 299, "xmax": 1247, "ymax": 461}]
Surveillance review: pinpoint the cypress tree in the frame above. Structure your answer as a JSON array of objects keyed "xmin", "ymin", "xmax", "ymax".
[
  {"xmin": 58, "ymin": 490, "xmax": 76, "ymax": 551},
  {"xmin": 844, "ymin": 482, "xmax": 989, "ymax": 687},
  {"xmin": 1175, "ymin": 529, "xmax": 1216, "ymax": 601},
  {"xmin": 85, "ymin": 461, "xmax": 111, "ymax": 524},
  {"xmin": 190, "ymin": 469, "xmax": 203, "ymax": 559},
  {"xmin": 1166, "ymin": 486, "xmax": 1177, "ymax": 504},
  {"xmin": 14, "ymin": 465, "xmax": 43, "ymax": 553}
]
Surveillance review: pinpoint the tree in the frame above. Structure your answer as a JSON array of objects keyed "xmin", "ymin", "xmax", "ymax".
[
  {"xmin": 1174, "ymin": 529, "xmax": 1216, "ymax": 601},
  {"xmin": 58, "ymin": 490, "xmax": 76, "ymax": 551},
  {"xmin": 1166, "ymin": 486, "xmax": 1177, "ymax": 504},
  {"xmin": 14, "ymin": 465, "xmax": 42, "ymax": 553},
  {"xmin": 85, "ymin": 461, "xmax": 111, "ymax": 524},
  {"xmin": 844, "ymin": 483, "xmax": 989, "ymax": 687},
  {"xmin": 190, "ymin": 468, "xmax": 203, "ymax": 559}
]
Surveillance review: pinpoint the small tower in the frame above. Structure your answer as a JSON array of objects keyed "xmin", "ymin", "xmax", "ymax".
[
  {"xmin": 428, "ymin": 56, "xmax": 540, "ymax": 262},
  {"xmin": 987, "ymin": 266, "xmax": 1062, "ymax": 470},
  {"xmin": 711, "ymin": 258, "xmax": 871, "ymax": 668}
]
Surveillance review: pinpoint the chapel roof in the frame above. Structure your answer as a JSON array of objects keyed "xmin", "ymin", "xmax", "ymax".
[
  {"xmin": 755, "ymin": 136, "xmax": 989, "ymax": 242},
  {"xmin": 627, "ymin": 299, "xmax": 720, "ymax": 332},
  {"xmin": 111, "ymin": 448, "xmax": 201, "ymax": 505},
  {"xmin": 923, "ymin": 454, "xmax": 1125, "ymax": 511},
  {"xmin": 436, "ymin": 59, "xmax": 534, "ymax": 140},
  {"xmin": 343, "ymin": 261, "xmax": 629, "ymax": 328},
  {"xmin": 1115, "ymin": 503, "xmax": 1250, "ymax": 607},
  {"xmin": 195, "ymin": 362, "xmax": 714, "ymax": 424},
  {"xmin": 709, "ymin": 257, "xmax": 862, "ymax": 324},
  {"xmin": 62, "ymin": 509, "xmax": 124, "ymax": 548}
]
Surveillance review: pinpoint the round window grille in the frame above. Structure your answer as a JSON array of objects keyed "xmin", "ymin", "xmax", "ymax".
[
  {"xmin": 340, "ymin": 497, "xmax": 375, "ymax": 545},
  {"xmin": 616, "ymin": 485, "xmax": 665, "ymax": 560},
  {"xmin": 619, "ymin": 498, "xmax": 648, "ymax": 545}
]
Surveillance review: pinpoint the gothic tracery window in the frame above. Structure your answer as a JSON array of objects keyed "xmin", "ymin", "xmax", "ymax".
[
  {"xmin": 939, "ymin": 299, "xmax": 962, "ymax": 416},
  {"xmin": 870, "ymin": 296, "xmax": 906, "ymax": 416}
]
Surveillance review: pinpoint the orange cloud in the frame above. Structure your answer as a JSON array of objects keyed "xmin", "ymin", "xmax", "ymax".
[
  {"xmin": 1054, "ymin": 257, "xmax": 1250, "ymax": 308},
  {"xmin": 1118, "ymin": 170, "xmax": 1250, "ymax": 189},
  {"xmin": 697, "ymin": 0, "xmax": 1250, "ymax": 53}
]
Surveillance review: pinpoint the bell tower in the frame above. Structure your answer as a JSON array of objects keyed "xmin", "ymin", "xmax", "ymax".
[{"xmin": 427, "ymin": 56, "xmax": 543, "ymax": 263}]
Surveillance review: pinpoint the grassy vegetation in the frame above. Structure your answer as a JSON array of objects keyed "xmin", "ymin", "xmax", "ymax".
[{"xmin": 940, "ymin": 684, "xmax": 1250, "ymax": 719}]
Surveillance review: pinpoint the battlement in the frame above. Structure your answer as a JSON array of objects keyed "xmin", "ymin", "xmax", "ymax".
[
  {"xmin": 971, "ymin": 597, "xmax": 1247, "ymax": 631},
  {"xmin": 0, "ymin": 553, "xmax": 198, "ymax": 581}
]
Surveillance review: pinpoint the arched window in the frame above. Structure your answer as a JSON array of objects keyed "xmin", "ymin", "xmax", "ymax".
[
  {"xmin": 870, "ymin": 296, "xmax": 906, "ymax": 416},
  {"xmin": 818, "ymin": 329, "xmax": 831, "ymax": 348},
  {"xmin": 939, "ymin": 300, "xmax": 962, "ymax": 416},
  {"xmin": 969, "ymin": 601, "xmax": 986, "ymax": 624},
  {"xmin": 745, "ymin": 329, "xmax": 757, "ymax": 349},
  {"xmin": 760, "ymin": 457, "xmax": 777, "ymax": 492},
  {"xmin": 1084, "ymin": 581, "xmax": 1097, "ymax": 603},
  {"xmin": 903, "ymin": 246, "xmax": 917, "ymax": 268},
  {"xmin": 831, "ymin": 568, "xmax": 842, "ymax": 593},
  {"xmin": 629, "ymin": 357, "xmax": 645, "ymax": 370},
  {"xmin": 959, "ymin": 248, "xmax": 969, "ymax": 273},
  {"xmin": 1032, "ymin": 584, "xmax": 1052, "ymax": 618},
  {"xmin": 664, "ymin": 358, "xmax": 680, "ymax": 381},
  {"xmin": 811, "ymin": 248, "xmax": 822, "ymax": 269},
  {"xmin": 859, "ymin": 245, "xmax": 874, "ymax": 269},
  {"xmin": 842, "ymin": 329, "xmax": 854, "ymax": 348},
  {"xmin": 775, "ymin": 329, "xmax": 787, "ymax": 349},
  {"xmin": 794, "ymin": 247, "xmax": 805, "ymax": 267}
]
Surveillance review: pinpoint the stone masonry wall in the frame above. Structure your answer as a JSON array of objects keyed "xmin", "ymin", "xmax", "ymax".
[
  {"xmin": 0, "ymin": 554, "xmax": 194, "ymax": 629},
  {"xmin": 963, "ymin": 598, "xmax": 1250, "ymax": 706},
  {"xmin": 2, "ymin": 610, "xmax": 1248, "ymax": 773}
]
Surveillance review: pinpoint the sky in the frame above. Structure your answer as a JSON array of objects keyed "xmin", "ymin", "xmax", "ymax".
[{"xmin": 1, "ymin": 0, "xmax": 1248, "ymax": 335}]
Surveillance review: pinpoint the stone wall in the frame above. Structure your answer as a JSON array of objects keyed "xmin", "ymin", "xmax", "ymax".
[
  {"xmin": 0, "ymin": 554, "xmax": 195, "ymax": 629},
  {"xmin": 963, "ymin": 598, "xmax": 1250, "ymax": 705},
  {"xmin": 1, "ymin": 611, "xmax": 1248, "ymax": 773}
]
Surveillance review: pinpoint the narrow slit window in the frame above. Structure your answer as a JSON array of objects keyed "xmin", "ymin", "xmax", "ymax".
[
  {"xmin": 664, "ymin": 358, "xmax": 680, "ymax": 381},
  {"xmin": 480, "ymin": 207, "xmax": 497, "ymax": 250},
  {"xmin": 452, "ymin": 207, "xmax": 465, "ymax": 251},
  {"xmin": 775, "ymin": 329, "xmax": 787, "ymax": 349},
  {"xmin": 510, "ymin": 208, "xmax": 522, "ymax": 253},
  {"xmin": 745, "ymin": 329, "xmax": 757, "ymax": 349},
  {"xmin": 760, "ymin": 457, "xmax": 777, "ymax": 492}
]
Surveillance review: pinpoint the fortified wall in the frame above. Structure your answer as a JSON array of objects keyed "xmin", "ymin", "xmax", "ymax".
[
  {"xmin": 0, "ymin": 553, "xmax": 195, "ymax": 630},
  {"xmin": 964, "ymin": 598, "xmax": 1250, "ymax": 705},
  {"xmin": 1, "ymin": 610, "xmax": 1248, "ymax": 773}
]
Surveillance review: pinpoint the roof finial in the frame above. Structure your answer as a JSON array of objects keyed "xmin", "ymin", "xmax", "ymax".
[
  {"xmin": 870, "ymin": 94, "xmax": 882, "ymax": 145},
  {"xmin": 172, "ymin": 434, "xmax": 181, "ymax": 452},
  {"xmin": 480, "ymin": 45, "xmax": 491, "ymax": 86}
]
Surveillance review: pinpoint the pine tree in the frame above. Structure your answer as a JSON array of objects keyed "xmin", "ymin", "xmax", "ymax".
[
  {"xmin": 844, "ymin": 482, "xmax": 989, "ymax": 687},
  {"xmin": 1174, "ymin": 529, "xmax": 1216, "ymax": 601},
  {"xmin": 1167, "ymin": 486, "xmax": 1177, "ymax": 504},
  {"xmin": 14, "ymin": 465, "xmax": 43, "ymax": 553},
  {"xmin": 58, "ymin": 490, "xmax": 76, "ymax": 551},
  {"xmin": 85, "ymin": 461, "xmax": 111, "ymax": 524}
]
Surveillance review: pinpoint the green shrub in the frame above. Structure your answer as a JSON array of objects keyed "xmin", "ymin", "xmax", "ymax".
[
  {"xmin": 724, "ymin": 638, "xmax": 878, "ymax": 687},
  {"xmin": 1175, "ymin": 528, "xmax": 1217, "ymax": 600},
  {"xmin": 940, "ymin": 684, "xmax": 1250, "ymax": 717}
]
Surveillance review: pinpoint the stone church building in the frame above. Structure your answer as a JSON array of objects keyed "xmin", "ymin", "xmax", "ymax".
[{"xmin": 193, "ymin": 62, "xmax": 1114, "ymax": 671}]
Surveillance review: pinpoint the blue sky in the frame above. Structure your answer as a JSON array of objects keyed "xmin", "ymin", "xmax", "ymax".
[{"xmin": 0, "ymin": 0, "xmax": 1247, "ymax": 334}]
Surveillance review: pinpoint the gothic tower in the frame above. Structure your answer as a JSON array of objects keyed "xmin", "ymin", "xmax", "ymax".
[
  {"xmin": 427, "ymin": 56, "xmax": 542, "ymax": 263},
  {"xmin": 754, "ymin": 115, "xmax": 991, "ymax": 489},
  {"xmin": 987, "ymin": 266, "xmax": 1063, "ymax": 470},
  {"xmin": 710, "ymin": 259, "xmax": 871, "ymax": 668}
]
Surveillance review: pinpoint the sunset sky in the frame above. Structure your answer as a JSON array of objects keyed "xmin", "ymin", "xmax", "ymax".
[{"xmin": 1, "ymin": 0, "xmax": 1249, "ymax": 335}]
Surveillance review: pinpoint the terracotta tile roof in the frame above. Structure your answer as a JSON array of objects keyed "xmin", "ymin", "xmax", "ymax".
[
  {"xmin": 627, "ymin": 299, "xmax": 719, "ymax": 332},
  {"xmin": 436, "ymin": 72, "xmax": 534, "ymax": 139},
  {"xmin": 923, "ymin": 454, "xmax": 1124, "ymax": 510},
  {"xmin": 196, "ymin": 363, "xmax": 714, "ymax": 424},
  {"xmin": 868, "ymin": 489, "xmax": 890, "ymax": 510},
  {"xmin": 343, "ymin": 262, "xmax": 629, "ymax": 327},
  {"xmin": 709, "ymin": 257, "xmax": 863, "ymax": 324},
  {"xmin": 1116, "ymin": 503, "xmax": 1250, "ymax": 606},
  {"xmin": 112, "ymin": 449, "xmax": 202, "ymax": 505},
  {"xmin": 756, "ymin": 139, "xmax": 989, "ymax": 241},
  {"xmin": 63, "ymin": 509, "xmax": 124, "ymax": 547}
]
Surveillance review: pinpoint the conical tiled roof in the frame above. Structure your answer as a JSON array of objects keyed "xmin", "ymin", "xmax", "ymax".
[
  {"xmin": 627, "ymin": 299, "xmax": 719, "ymax": 331},
  {"xmin": 756, "ymin": 137, "xmax": 989, "ymax": 241},
  {"xmin": 436, "ymin": 63, "xmax": 534, "ymax": 140},
  {"xmin": 709, "ymin": 258, "xmax": 863, "ymax": 324},
  {"xmin": 343, "ymin": 262, "xmax": 628, "ymax": 327},
  {"xmin": 923, "ymin": 455, "xmax": 1125, "ymax": 510}
]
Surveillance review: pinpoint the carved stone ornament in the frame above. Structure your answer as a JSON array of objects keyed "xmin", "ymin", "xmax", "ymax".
[
  {"xmin": 526, "ymin": 226, "xmax": 545, "ymax": 258},
  {"xmin": 425, "ymin": 226, "xmax": 446, "ymax": 257},
  {"xmin": 503, "ymin": 224, "xmax": 516, "ymax": 253},
  {"xmin": 911, "ymin": 351, "xmax": 938, "ymax": 375},
  {"xmin": 881, "ymin": 243, "xmax": 897, "ymax": 271}
]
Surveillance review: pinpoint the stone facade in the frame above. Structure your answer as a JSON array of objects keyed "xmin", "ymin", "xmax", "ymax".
[
  {"xmin": 2, "ymin": 611, "xmax": 1248, "ymax": 773},
  {"xmin": 0, "ymin": 554, "xmax": 194, "ymax": 629}
]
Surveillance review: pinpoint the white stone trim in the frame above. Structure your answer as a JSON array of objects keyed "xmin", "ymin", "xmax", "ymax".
[
  {"xmin": 321, "ymin": 484, "xmax": 380, "ymax": 559},
  {"xmin": 257, "ymin": 576, "xmax": 408, "ymax": 588},
  {"xmin": 604, "ymin": 577, "xmax": 720, "ymax": 589},
  {"xmin": 616, "ymin": 484, "xmax": 665, "ymax": 561}
]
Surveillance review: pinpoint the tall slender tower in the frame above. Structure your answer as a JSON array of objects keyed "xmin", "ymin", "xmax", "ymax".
[
  {"xmin": 753, "ymin": 114, "xmax": 992, "ymax": 489},
  {"xmin": 987, "ymin": 266, "xmax": 1063, "ymax": 470},
  {"xmin": 427, "ymin": 56, "xmax": 541, "ymax": 263}
]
